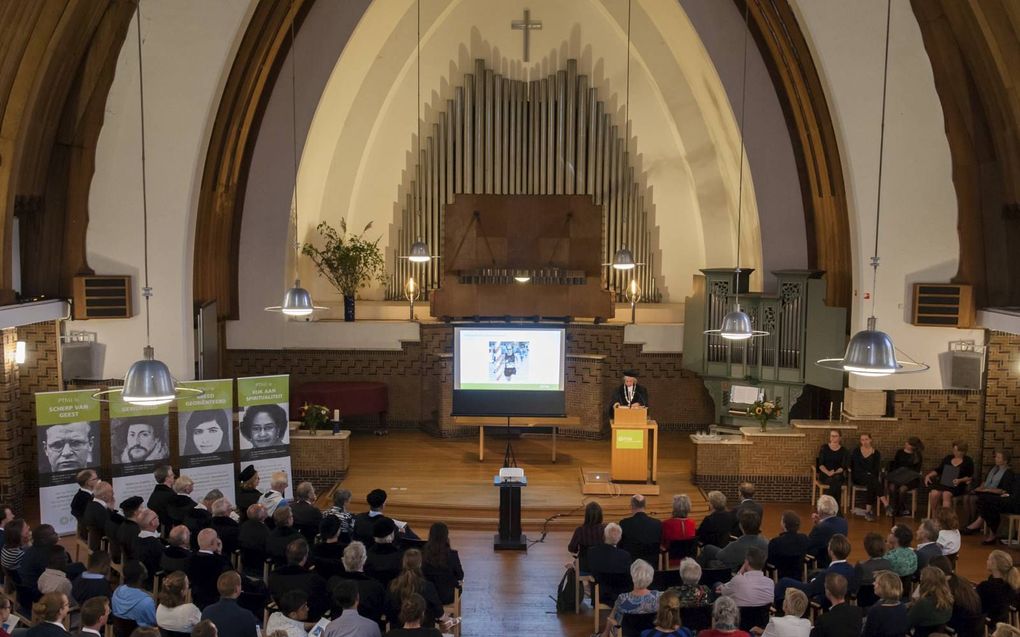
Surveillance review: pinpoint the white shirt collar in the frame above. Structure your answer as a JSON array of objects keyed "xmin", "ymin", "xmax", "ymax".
[
  {"xmin": 94, "ymin": 500, "xmax": 108, "ymax": 509},
  {"xmin": 198, "ymin": 550, "xmax": 215, "ymax": 555},
  {"xmin": 82, "ymin": 488, "xmax": 93, "ymax": 495},
  {"xmin": 81, "ymin": 628, "xmax": 102, "ymax": 636},
  {"xmin": 45, "ymin": 621, "xmax": 65, "ymax": 629},
  {"xmin": 917, "ymin": 541, "xmax": 935, "ymax": 549},
  {"xmin": 829, "ymin": 559, "xmax": 848, "ymax": 565},
  {"xmin": 138, "ymin": 530, "xmax": 160, "ymax": 539}
]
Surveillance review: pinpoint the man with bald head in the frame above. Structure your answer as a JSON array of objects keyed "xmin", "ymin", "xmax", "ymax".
[
  {"xmin": 133, "ymin": 509, "xmax": 164, "ymax": 580},
  {"xmin": 210, "ymin": 499, "xmax": 241, "ymax": 557},
  {"xmin": 618, "ymin": 494, "xmax": 662, "ymax": 567},
  {"xmin": 160, "ymin": 525, "xmax": 192, "ymax": 574},
  {"xmin": 187, "ymin": 529, "xmax": 231, "ymax": 610}
]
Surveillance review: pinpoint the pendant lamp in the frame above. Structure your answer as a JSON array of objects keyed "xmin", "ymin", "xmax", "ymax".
[
  {"xmin": 94, "ymin": 5, "xmax": 201, "ymax": 406},
  {"xmin": 704, "ymin": 0, "xmax": 767, "ymax": 341},
  {"xmin": 816, "ymin": 0, "xmax": 928, "ymax": 377},
  {"xmin": 400, "ymin": 0, "xmax": 438, "ymax": 266},
  {"xmin": 267, "ymin": 2, "xmax": 325, "ymax": 317}
]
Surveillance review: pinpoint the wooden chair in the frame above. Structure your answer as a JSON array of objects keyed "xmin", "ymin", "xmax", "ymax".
[
  {"xmin": 810, "ymin": 465, "xmax": 847, "ymax": 512},
  {"xmin": 592, "ymin": 572, "xmax": 631, "ymax": 633},
  {"xmin": 619, "ymin": 612, "xmax": 657, "ymax": 637},
  {"xmin": 1003, "ymin": 515, "xmax": 1020, "ymax": 546},
  {"xmin": 442, "ymin": 587, "xmax": 462, "ymax": 637},
  {"xmin": 570, "ymin": 553, "xmax": 592, "ymax": 614}
]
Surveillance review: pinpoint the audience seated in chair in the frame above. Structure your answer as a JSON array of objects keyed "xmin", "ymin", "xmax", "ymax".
[
  {"xmin": 935, "ymin": 508, "xmax": 961, "ymax": 557},
  {"xmin": 265, "ymin": 590, "xmax": 309, "ymax": 637},
  {"xmin": 365, "ymin": 519, "xmax": 405, "ymax": 590},
  {"xmin": 731, "ymin": 483, "xmax": 764, "ymax": 537},
  {"xmin": 323, "ymin": 488, "xmax": 354, "ymax": 543},
  {"xmin": 166, "ymin": 477, "xmax": 198, "ymax": 530},
  {"xmin": 327, "ymin": 541, "xmax": 386, "ymax": 628},
  {"xmin": 200, "ymin": 571, "xmax": 258, "ymax": 637},
  {"xmin": 290, "ymin": 483, "xmax": 322, "ymax": 543},
  {"xmin": 209, "ymin": 498, "xmax": 241, "ymax": 559},
  {"xmin": 146, "ymin": 466, "xmax": 176, "ymax": 533},
  {"xmin": 568, "ymin": 502, "xmax": 605, "ymax": 574},
  {"xmin": 700, "ymin": 510, "xmax": 767, "ymax": 573},
  {"xmin": 191, "ymin": 619, "xmax": 219, "ymax": 637},
  {"xmin": 25, "ymin": 592, "xmax": 72, "ymax": 637},
  {"xmin": 83, "ymin": 482, "xmax": 114, "ymax": 553},
  {"xmin": 599, "ymin": 559, "xmax": 660, "ymax": 637},
  {"xmin": 187, "ymin": 529, "xmax": 232, "ymax": 610},
  {"xmin": 386, "ymin": 549, "xmax": 450, "ymax": 631},
  {"xmin": 160, "ymin": 526, "xmax": 193, "ymax": 575},
  {"xmin": 854, "ymin": 532, "xmax": 892, "ymax": 587},
  {"xmin": 155, "ymin": 571, "xmax": 201, "ymax": 633},
  {"xmin": 698, "ymin": 596, "xmax": 748, "ymax": 637},
  {"xmin": 810, "ymin": 573, "xmax": 862, "ymax": 637},
  {"xmin": 3, "ymin": 518, "xmax": 31, "ymax": 572},
  {"xmin": 587, "ymin": 523, "xmax": 632, "ymax": 587},
  {"xmin": 915, "ymin": 519, "xmax": 942, "ymax": 572},
  {"xmin": 132, "ymin": 510, "xmax": 163, "ymax": 584},
  {"xmin": 186, "ymin": 490, "xmax": 223, "ymax": 541},
  {"xmin": 696, "ymin": 492, "xmax": 735, "ymax": 551},
  {"xmin": 619, "ymin": 495, "xmax": 662, "ymax": 569},
  {"xmin": 661, "ymin": 495, "xmax": 697, "ymax": 569},
  {"xmin": 776, "ymin": 534, "xmax": 856, "ymax": 606},
  {"xmin": 353, "ymin": 489, "xmax": 417, "ymax": 549},
  {"xmin": 78, "ymin": 595, "xmax": 112, "ymax": 637},
  {"xmin": 929, "ymin": 555, "xmax": 985, "ymax": 637},
  {"xmin": 323, "ymin": 579, "xmax": 381, "ymax": 637},
  {"xmin": 385, "ymin": 593, "xmax": 440, "ymax": 637},
  {"xmin": 806, "ymin": 496, "xmax": 847, "ymax": 568},
  {"xmin": 116, "ymin": 497, "xmax": 145, "ymax": 560},
  {"xmin": 268, "ymin": 538, "xmax": 330, "ymax": 621},
  {"xmin": 850, "ymin": 433, "xmax": 882, "ymax": 522},
  {"xmin": 638, "ymin": 589, "xmax": 684, "ymax": 637},
  {"xmin": 72, "ymin": 551, "xmax": 113, "ymax": 606},
  {"xmin": 237, "ymin": 505, "xmax": 269, "ymax": 577},
  {"xmin": 977, "ymin": 550, "xmax": 1020, "ymax": 626},
  {"xmin": 37, "ymin": 547, "xmax": 72, "ymax": 597},
  {"xmin": 665, "ymin": 558, "xmax": 710, "ymax": 610},
  {"xmin": 235, "ymin": 466, "xmax": 262, "ymax": 523},
  {"xmin": 907, "ymin": 566, "xmax": 953, "ymax": 634},
  {"xmin": 310, "ymin": 516, "xmax": 345, "ymax": 579},
  {"xmin": 111, "ymin": 561, "xmax": 156, "ymax": 628},
  {"xmin": 750, "ymin": 588, "xmax": 809, "ymax": 637},
  {"xmin": 257, "ymin": 472, "xmax": 289, "ymax": 521},
  {"xmin": 71, "ymin": 470, "xmax": 98, "ymax": 525},
  {"xmin": 421, "ymin": 522, "xmax": 463, "ymax": 606},
  {"xmin": 815, "ymin": 429, "xmax": 850, "ymax": 510},
  {"xmin": 963, "ymin": 449, "xmax": 1013, "ymax": 528},
  {"xmin": 714, "ymin": 547, "xmax": 773, "ymax": 609},
  {"xmin": 767, "ymin": 511, "xmax": 809, "ymax": 582},
  {"xmin": 924, "ymin": 440, "xmax": 974, "ymax": 517},
  {"xmin": 266, "ymin": 507, "xmax": 302, "ymax": 565},
  {"xmin": 882, "ymin": 525, "xmax": 917, "ymax": 577},
  {"xmin": 21, "ymin": 525, "xmax": 81, "ymax": 593},
  {"xmin": 862, "ymin": 571, "xmax": 908, "ymax": 637}
]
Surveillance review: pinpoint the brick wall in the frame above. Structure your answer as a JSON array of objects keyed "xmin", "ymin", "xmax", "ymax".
[{"xmin": 983, "ymin": 332, "xmax": 1020, "ymax": 472}]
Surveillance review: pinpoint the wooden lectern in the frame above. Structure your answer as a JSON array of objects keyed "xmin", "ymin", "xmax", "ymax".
[{"xmin": 610, "ymin": 407, "xmax": 659, "ymax": 484}]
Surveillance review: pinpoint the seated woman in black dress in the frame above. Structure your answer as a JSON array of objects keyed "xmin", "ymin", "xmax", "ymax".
[
  {"xmin": 963, "ymin": 449, "xmax": 1014, "ymax": 531},
  {"xmin": 851, "ymin": 432, "xmax": 882, "ymax": 522},
  {"xmin": 977, "ymin": 550, "xmax": 1020, "ymax": 626},
  {"xmin": 567, "ymin": 502, "xmax": 604, "ymax": 574},
  {"xmin": 816, "ymin": 429, "xmax": 849, "ymax": 509},
  {"xmin": 924, "ymin": 440, "xmax": 975, "ymax": 516},
  {"xmin": 421, "ymin": 522, "xmax": 464, "ymax": 606},
  {"xmin": 879, "ymin": 436, "xmax": 924, "ymax": 517}
]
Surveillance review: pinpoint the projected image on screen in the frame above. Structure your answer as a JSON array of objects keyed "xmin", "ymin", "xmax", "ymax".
[
  {"xmin": 456, "ymin": 327, "xmax": 563, "ymax": 392},
  {"xmin": 488, "ymin": 341, "xmax": 530, "ymax": 383}
]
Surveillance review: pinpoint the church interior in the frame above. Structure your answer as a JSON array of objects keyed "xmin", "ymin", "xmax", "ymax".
[{"xmin": 3, "ymin": 0, "xmax": 1020, "ymax": 635}]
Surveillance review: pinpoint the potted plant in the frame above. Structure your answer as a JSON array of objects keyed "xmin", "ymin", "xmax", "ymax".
[
  {"xmin": 302, "ymin": 219, "xmax": 385, "ymax": 321},
  {"xmin": 299, "ymin": 402, "xmax": 330, "ymax": 434},
  {"xmin": 748, "ymin": 396, "xmax": 783, "ymax": 432}
]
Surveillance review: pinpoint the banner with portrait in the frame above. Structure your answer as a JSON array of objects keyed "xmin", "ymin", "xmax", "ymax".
[
  {"xmin": 237, "ymin": 375, "xmax": 293, "ymax": 499},
  {"xmin": 109, "ymin": 393, "xmax": 171, "ymax": 505},
  {"xmin": 176, "ymin": 379, "xmax": 236, "ymax": 505},
  {"xmin": 35, "ymin": 390, "xmax": 102, "ymax": 534}
]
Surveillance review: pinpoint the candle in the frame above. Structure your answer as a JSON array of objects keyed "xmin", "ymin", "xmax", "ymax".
[
  {"xmin": 828, "ymin": 403, "xmax": 834, "ymax": 421},
  {"xmin": 333, "ymin": 409, "xmax": 340, "ymax": 421}
]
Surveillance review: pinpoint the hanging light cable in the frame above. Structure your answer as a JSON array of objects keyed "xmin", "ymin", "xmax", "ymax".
[
  {"xmin": 705, "ymin": 0, "xmax": 767, "ymax": 341},
  {"xmin": 401, "ymin": 0, "xmax": 435, "ymax": 265},
  {"xmin": 266, "ymin": 1, "xmax": 325, "ymax": 317},
  {"xmin": 607, "ymin": 0, "xmax": 641, "ymax": 272},
  {"xmin": 94, "ymin": 4, "xmax": 201, "ymax": 406},
  {"xmin": 817, "ymin": 0, "xmax": 927, "ymax": 376}
]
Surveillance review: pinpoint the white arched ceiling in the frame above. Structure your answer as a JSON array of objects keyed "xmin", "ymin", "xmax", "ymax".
[{"xmin": 291, "ymin": 0, "xmax": 764, "ymax": 306}]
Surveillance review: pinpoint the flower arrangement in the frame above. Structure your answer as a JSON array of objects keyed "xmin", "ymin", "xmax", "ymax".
[
  {"xmin": 299, "ymin": 403, "xmax": 331, "ymax": 433},
  {"xmin": 748, "ymin": 396, "xmax": 783, "ymax": 432}
]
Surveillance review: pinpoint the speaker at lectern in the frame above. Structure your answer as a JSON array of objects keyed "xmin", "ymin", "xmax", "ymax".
[{"xmin": 611, "ymin": 406, "xmax": 653, "ymax": 482}]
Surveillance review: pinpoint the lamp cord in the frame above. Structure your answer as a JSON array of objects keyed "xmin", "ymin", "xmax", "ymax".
[
  {"xmin": 416, "ymin": 0, "xmax": 422, "ymax": 240},
  {"xmin": 622, "ymin": 0, "xmax": 631, "ymax": 237},
  {"xmin": 871, "ymin": 0, "xmax": 892, "ymax": 319},
  {"xmin": 135, "ymin": 5, "xmax": 151, "ymax": 348},
  {"xmin": 733, "ymin": 0, "xmax": 750, "ymax": 306},
  {"xmin": 290, "ymin": 0, "xmax": 300, "ymax": 276}
]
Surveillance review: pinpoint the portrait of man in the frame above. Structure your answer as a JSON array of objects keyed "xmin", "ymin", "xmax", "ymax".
[
  {"xmin": 39, "ymin": 421, "xmax": 98, "ymax": 473},
  {"xmin": 111, "ymin": 415, "xmax": 170, "ymax": 464},
  {"xmin": 180, "ymin": 409, "xmax": 232, "ymax": 456},
  {"xmin": 239, "ymin": 403, "xmax": 289, "ymax": 450}
]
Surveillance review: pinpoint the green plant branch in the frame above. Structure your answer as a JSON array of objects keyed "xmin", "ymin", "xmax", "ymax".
[{"xmin": 302, "ymin": 220, "xmax": 386, "ymax": 297}]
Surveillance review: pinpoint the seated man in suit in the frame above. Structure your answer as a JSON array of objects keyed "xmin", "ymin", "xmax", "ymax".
[
  {"xmin": 83, "ymin": 481, "xmax": 114, "ymax": 552},
  {"xmin": 776, "ymin": 534, "xmax": 857, "ymax": 606},
  {"xmin": 116, "ymin": 497, "xmax": 145, "ymax": 560},
  {"xmin": 731, "ymin": 482, "xmax": 763, "ymax": 536},
  {"xmin": 328, "ymin": 541, "xmax": 386, "ymax": 628},
  {"xmin": 811, "ymin": 573, "xmax": 863, "ymax": 637},
  {"xmin": 186, "ymin": 490, "xmax": 223, "ymax": 540},
  {"xmin": 111, "ymin": 560, "xmax": 156, "ymax": 627},
  {"xmin": 586, "ymin": 523, "xmax": 633, "ymax": 608},
  {"xmin": 187, "ymin": 528, "xmax": 232, "ymax": 610},
  {"xmin": 700, "ymin": 510, "xmax": 768, "ymax": 573},
  {"xmin": 24, "ymin": 592, "xmax": 71, "ymax": 637},
  {"xmin": 806, "ymin": 495, "xmax": 848, "ymax": 567},
  {"xmin": 767, "ymin": 510, "xmax": 810, "ymax": 581},
  {"xmin": 70, "ymin": 470, "xmax": 98, "ymax": 523},
  {"xmin": 72, "ymin": 550, "xmax": 113, "ymax": 606},
  {"xmin": 265, "ymin": 506, "xmax": 302, "ymax": 564},
  {"xmin": 209, "ymin": 498, "xmax": 241, "ymax": 558},
  {"xmin": 289, "ymin": 482, "xmax": 323, "ymax": 542},
  {"xmin": 715, "ymin": 546, "xmax": 774, "ymax": 609},
  {"xmin": 618, "ymin": 495, "xmax": 662, "ymax": 568},
  {"xmin": 79, "ymin": 595, "xmax": 111, "ymax": 637},
  {"xmin": 133, "ymin": 509, "xmax": 164, "ymax": 582},
  {"xmin": 237, "ymin": 504, "xmax": 270, "ymax": 577},
  {"xmin": 697, "ymin": 491, "xmax": 736, "ymax": 550},
  {"xmin": 147, "ymin": 465, "xmax": 176, "ymax": 533},
  {"xmin": 161, "ymin": 525, "xmax": 193, "ymax": 574},
  {"xmin": 167, "ymin": 476, "xmax": 198, "ymax": 529},
  {"xmin": 267, "ymin": 538, "xmax": 329, "ymax": 621},
  {"xmin": 200, "ymin": 571, "xmax": 258, "ymax": 637},
  {"xmin": 914, "ymin": 519, "xmax": 942, "ymax": 571}
]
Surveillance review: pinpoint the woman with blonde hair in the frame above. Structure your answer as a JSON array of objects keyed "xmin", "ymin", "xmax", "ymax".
[
  {"xmin": 993, "ymin": 624, "xmax": 1020, "ymax": 637},
  {"xmin": 640, "ymin": 590, "xmax": 688, "ymax": 637},
  {"xmin": 757, "ymin": 588, "xmax": 810, "ymax": 637},
  {"xmin": 863, "ymin": 571, "xmax": 908, "ymax": 637},
  {"xmin": 155, "ymin": 571, "xmax": 201, "ymax": 632},
  {"xmin": 978, "ymin": 550, "xmax": 1020, "ymax": 624},
  {"xmin": 907, "ymin": 566, "xmax": 953, "ymax": 632}
]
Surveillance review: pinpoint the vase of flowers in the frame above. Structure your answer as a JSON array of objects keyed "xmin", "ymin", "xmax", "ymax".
[
  {"xmin": 748, "ymin": 396, "xmax": 783, "ymax": 432},
  {"xmin": 299, "ymin": 403, "xmax": 331, "ymax": 434},
  {"xmin": 302, "ymin": 219, "xmax": 385, "ymax": 322}
]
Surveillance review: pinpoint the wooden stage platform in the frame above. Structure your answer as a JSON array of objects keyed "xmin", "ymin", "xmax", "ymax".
[{"xmin": 335, "ymin": 430, "xmax": 708, "ymax": 531}]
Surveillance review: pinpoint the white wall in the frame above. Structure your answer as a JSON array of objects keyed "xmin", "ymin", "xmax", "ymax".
[
  {"xmin": 790, "ymin": 0, "xmax": 983, "ymax": 389},
  {"xmin": 72, "ymin": 0, "xmax": 255, "ymax": 380}
]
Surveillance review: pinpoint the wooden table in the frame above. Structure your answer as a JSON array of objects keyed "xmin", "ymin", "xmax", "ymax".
[{"xmin": 451, "ymin": 416, "xmax": 582, "ymax": 462}]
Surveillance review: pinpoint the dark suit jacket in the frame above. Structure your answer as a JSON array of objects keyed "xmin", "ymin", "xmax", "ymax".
[
  {"xmin": 117, "ymin": 521, "xmax": 140, "ymax": 558},
  {"xmin": 166, "ymin": 494, "xmax": 198, "ymax": 526},
  {"xmin": 211, "ymin": 517, "xmax": 241, "ymax": 557},
  {"xmin": 83, "ymin": 501, "xmax": 109, "ymax": 537},
  {"xmin": 610, "ymin": 383, "xmax": 649, "ymax": 409},
  {"xmin": 19, "ymin": 544, "xmax": 56, "ymax": 589},
  {"xmin": 807, "ymin": 516, "xmax": 849, "ymax": 567},
  {"xmin": 200, "ymin": 598, "xmax": 258, "ymax": 637},
  {"xmin": 187, "ymin": 551, "xmax": 232, "ymax": 609},
  {"xmin": 586, "ymin": 543, "xmax": 632, "ymax": 575},
  {"xmin": 768, "ymin": 531, "xmax": 809, "ymax": 580},
  {"xmin": 71, "ymin": 574, "xmax": 112, "ymax": 605},
  {"xmin": 328, "ymin": 572, "xmax": 386, "ymax": 627},
  {"xmin": 25, "ymin": 623, "xmax": 70, "ymax": 637},
  {"xmin": 810, "ymin": 601, "xmax": 863, "ymax": 637},
  {"xmin": 133, "ymin": 536, "xmax": 164, "ymax": 579},
  {"xmin": 265, "ymin": 526, "xmax": 302, "ymax": 562},
  {"xmin": 235, "ymin": 488, "xmax": 262, "ymax": 522},
  {"xmin": 422, "ymin": 549, "xmax": 464, "ymax": 605},
  {"xmin": 697, "ymin": 510, "xmax": 736, "ymax": 549},
  {"xmin": 185, "ymin": 508, "xmax": 213, "ymax": 546},
  {"xmin": 915, "ymin": 543, "xmax": 942, "ymax": 571},
  {"xmin": 147, "ymin": 484, "xmax": 175, "ymax": 530},
  {"xmin": 268, "ymin": 564, "xmax": 329, "ymax": 620},
  {"xmin": 160, "ymin": 545, "xmax": 192, "ymax": 574},
  {"xmin": 290, "ymin": 501, "xmax": 323, "ymax": 541},
  {"xmin": 352, "ymin": 512, "xmax": 390, "ymax": 546},
  {"xmin": 732, "ymin": 499, "xmax": 765, "ymax": 535},
  {"xmin": 619, "ymin": 512, "xmax": 663, "ymax": 566},
  {"xmin": 805, "ymin": 561, "xmax": 858, "ymax": 601},
  {"xmin": 71, "ymin": 489, "xmax": 93, "ymax": 521},
  {"xmin": 365, "ymin": 543, "xmax": 404, "ymax": 588}
]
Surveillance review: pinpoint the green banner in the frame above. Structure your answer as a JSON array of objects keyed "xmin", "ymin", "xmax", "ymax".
[
  {"xmin": 237, "ymin": 375, "xmax": 289, "ymax": 407},
  {"xmin": 109, "ymin": 392, "xmax": 169, "ymax": 418},
  {"xmin": 178, "ymin": 379, "xmax": 233, "ymax": 411},
  {"xmin": 35, "ymin": 390, "xmax": 101, "ymax": 426},
  {"xmin": 615, "ymin": 429, "xmax": 644, "ymax": 450}
]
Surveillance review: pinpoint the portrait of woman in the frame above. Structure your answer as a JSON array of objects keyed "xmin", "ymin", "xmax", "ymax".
[
  {"xmin": 239, "ymin": 403, "xmax": 289, "ymax": 450},
  {"xmin": 181, "ymin": 409, "xmax": 232, "ymax": 456}
]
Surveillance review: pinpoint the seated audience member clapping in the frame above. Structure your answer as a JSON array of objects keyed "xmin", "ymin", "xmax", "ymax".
[
  {"xmin": 421, "ymin": 522, "xmax": 463, "ymax": 606},
  {"xmin": 155, "ymin": 571, "xmax": 202, "ymax": 633},
  {"xmin": 387, "ymin": 549, "xmax": 455, "ymax": 633},
  {"xmin": 714, "ymin": 547, "xmax": 773, "ymax": 609},
  {"xmin": 700, "ymin": 510, "xmax": 767, "ymax": 573},
  {"xmin": 600, "ymin": 559, "xmax": 660, "ymax": 637},
  {"xmin": 72, "ymin": 550, "xmax": 113, "ymax": 605},
  {"xmin": 697, "ymin": 492, "xmax": 735, "ymax": 550},
  {"xmin": 384, "ymin": 593, "xmax": 440, "ymax": 637},
  {"xmin": 862, "ymin": 571, "xmax": 908, "ymax": 637},
  {"xmin": 883, "ymin": 525, "xmax": 917, "ymax": 577},
  {"xmin": 978, "ymin": 550, "xmax": 1020, "ymax": 625},
  {"xmin": 264, "ymin": 590, "xmax": 309, "ymax": 637},
  {"xmin": 907, "ymin": 566, "xmax": 953, "ymax": 632},
  {"xmin": 568, "ymin": 502, "xmax": 606, "ymax": 572},
  {"xmin": 751, "ymin": 588, "xmax": 809, "ymax": 637},
  {"xmin": 661, "ymin": 495, "xmax": 697, "ymax": 567},
  {"xmin": 640, "ymin": 590, "xmax": 687, "ymax": 637},
  {"xmin": 935, "ymin": 508, "xmax": 961, "ymax": 557},
  {"xmin": 810, "ymin": 574, "xmax": 862, "ymax": 637},
  {"xmin": 668, "ymin": 558, "xmax": 711, "ymax": 609},
  {"xmin": 698, "ymin": 596, "xmax": 749, "ymax": 637},
  {"xmin": 805, "ymin": 496, "xmax": 847, "ymax": 568},
  {"xmin": 854, "ymin": 532, "xmax": 893, "ymax": 586},
  {"xmin": 767, "ymin": 511, "xmax": 809, "ymax": 582},
  {"xmin": 111, "ymin": 560, "xmax": 157, "ymax": 627}
]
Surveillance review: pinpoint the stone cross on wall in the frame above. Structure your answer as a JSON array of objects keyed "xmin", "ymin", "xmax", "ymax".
[{"xmin": 511, "ymin": 9, "xmax": 542, "ymax": 62}]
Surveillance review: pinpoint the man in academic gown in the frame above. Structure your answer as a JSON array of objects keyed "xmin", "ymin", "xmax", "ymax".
[{"xmin": 611, "ymin": 370, "xmax": 648, "ymax": 411}]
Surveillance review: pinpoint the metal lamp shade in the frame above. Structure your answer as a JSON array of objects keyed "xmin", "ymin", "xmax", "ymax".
[
  {"xmin": 840, "ymin": 320, "xmax": 898, "ymax": 376},
  {"xmin": 280, "ymin": 282, "xmax": 315, "ymax": 317},
  {"xmin": 408, "ymin": 240, "xmax": 431, "ymax": 263},
  {"xmin": 612, "ymin": 247, "xmax": 636, "ymax": 270},
  {"xmin": 718, "ymin": 308, "xmax": 754, "ymax": 340},
  {"xmin": 122, "ymin": 347, "xmax": 176, "ymax": 406}
]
